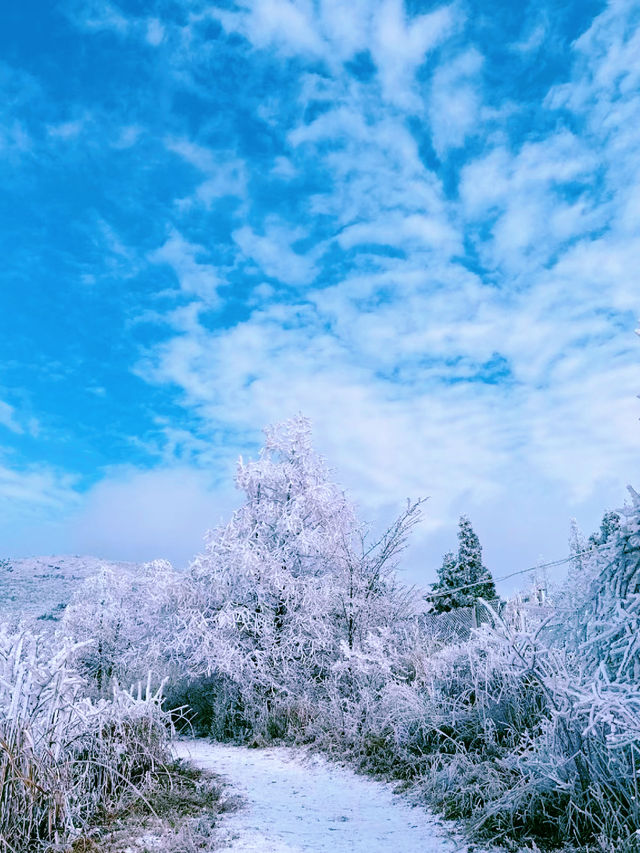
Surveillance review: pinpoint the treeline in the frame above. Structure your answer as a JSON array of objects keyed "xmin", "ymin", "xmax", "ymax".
[{"xmin": 35, "ymin": 417, "xmax": 640, "ymax": 851}]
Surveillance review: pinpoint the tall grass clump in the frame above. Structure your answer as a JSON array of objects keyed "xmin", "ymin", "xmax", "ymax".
[{"xmin": 0, "ymin": 627, "xmax": 172, "ymax": 851}]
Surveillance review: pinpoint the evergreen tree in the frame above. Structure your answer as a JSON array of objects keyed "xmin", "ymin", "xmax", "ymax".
[
  {"xmin": 457, "ymin": 515, "xmax": 497, "ymax": 602},
  {"xmin": 429, "ymin": 551, "xmax": 460, "ymax": 613},
  {"xmin": 588, "ymin": 510, "xmax": 621, "ymax": 548},
  {"xmin": 428, "ymin": 516, "xmax": 497, "ymax": 611}
]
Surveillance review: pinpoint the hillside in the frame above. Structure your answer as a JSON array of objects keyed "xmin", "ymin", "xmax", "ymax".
[{"xmin": 0, "ymin": 554, "xmax": 145, "ymax": 625}]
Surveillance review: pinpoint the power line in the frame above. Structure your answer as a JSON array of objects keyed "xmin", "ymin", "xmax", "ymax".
[{"xmin": 425, "ymin": 545, "xmax": 606, "ymax": 600}]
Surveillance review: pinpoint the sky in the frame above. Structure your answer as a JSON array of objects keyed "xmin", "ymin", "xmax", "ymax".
[{"xmin": 0, "ymin": 0, "xmax": 639, "ymax": 592}]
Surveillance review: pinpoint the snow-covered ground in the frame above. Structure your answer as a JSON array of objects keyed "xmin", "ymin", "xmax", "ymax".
[
  {"xmin": 173, "ymin": 738, "xmax": 479, "ymax": 853},
  {"xmin": 0, "ymin": 555, "xmax": 144, "ymax": 623}
]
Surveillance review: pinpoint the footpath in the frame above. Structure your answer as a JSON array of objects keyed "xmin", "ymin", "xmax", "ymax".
[{"xmin": 173, "ymin": 738, "xmax": 478, "ymax": 853}]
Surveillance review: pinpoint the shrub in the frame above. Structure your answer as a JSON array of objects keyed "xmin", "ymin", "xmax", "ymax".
[{"xmin": 0, "ymin": 628, "xmax": 172, "ymax": 851}]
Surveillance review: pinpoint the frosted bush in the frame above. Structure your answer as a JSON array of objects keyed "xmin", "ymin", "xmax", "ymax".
[
  {"xmin": 62, "ymin": 559, "xmax": 178, "ymax": 694},
  {"xmin": 0, "ymin": 626, "xmax": 172, "ymax": 850}
]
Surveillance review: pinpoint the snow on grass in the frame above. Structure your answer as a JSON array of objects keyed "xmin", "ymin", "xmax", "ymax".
[
  {"xmin": 173, "ymin": 739, "xmax": 481, "ymax": 853},
  {"xmin": 0, "ymin": 555, "xmax": 145, "ymax": 623}
]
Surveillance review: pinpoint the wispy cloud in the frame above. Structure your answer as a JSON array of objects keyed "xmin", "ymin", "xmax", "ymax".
[
  {"xmin": 233, "ymin": 220, "xmax": 318, "ymax": 285},
  {"xmin": 149, "ymin": 228, "xmax": 223, "ymax": 304}
]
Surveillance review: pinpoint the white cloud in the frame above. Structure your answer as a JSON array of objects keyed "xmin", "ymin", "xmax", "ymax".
[
  {"xmin": 429, "ymin": 48, "xmax": 483, "ymax": 156},
  {"xmin": 167, "ymin": 137, "xmax": 247, "ymax": 208},
  {"xmin": 233, "ymin": 221, "xmax": 318, "ymax": 285},
  {"xmin": 271, "ymin": 156, "xmax": 298, "ymax": 179},
  {"xmin": 72, "ymin": 0, "xmax": 130, "ymax": 34},
  {"xmin": 337, "ymin": 212, "xmax": 461, "ymax": 255},
  {"xmin": 213, "ymin": 0, "xmax": 325, "ymax": 58},
  {"xmin": 509, "ymin": 23, "xmax": 547, "ymax": 54},
  {"xmin": 146, "ymin": 17, "xmax": 165, "ymax": 46},
  {"xmin": 0, "ymin": 401, "xmax": 39, "ymax": 437},
  {"xmin": 47, "ymin": 118, "xmax": 86, "ymax": 140},
  {"xmin": 0, "ymin": 402, "xmax": 23, "ymax": 435},
  {"xmin": 371, "ymin": 1, "xmax": 457, "ymax": 109},
  {"xmin": 460, "ymin": 132, "xmax": 603, "ymax": 271},
  {"xmin": 68, "ymin": 466, "xmax": 238, "ymax": 566},
  {"xmin": 210, "ymin": 0, "xmax": 457, "ymax": 110},
  {"xmin": 0, "ymin": 460, "xmax": 79, "ymax": 523},
  {"xmin": 112, "ymin": 125, "xmax": 142, "ymax": 149},
  {"xmin": 149, "ymin": 228, "xmax": 222, "ymax": 303}
]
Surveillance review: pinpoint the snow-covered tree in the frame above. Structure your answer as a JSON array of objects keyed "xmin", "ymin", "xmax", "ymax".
[
  {"xmin": 457, "ymin": 515, "xmax": 497, "ymax": 602},
  {"xmin": 62, "ymin": 560, "xmax": 176, "ymax": 693},
  {"xmin": 428, "ymin": 516, "xmax": 497, "ymax": 612},
  {"xmin": 588, "ymin": 509, "xmax": 621, "ymax": 548},
  {"xmin": 172, "ymin": 417, "xmax": 357, "ymax": 725},
  {"xmin": 568, "ymin": 518, "xmax": 588, "ymax": 572},
  {"xmin": 171, "ymin": 416, "xmax": 425, "ymax": 737},
  {"xmin": 577, "ymin": 488, "xmax": 640, "ymax": 683},
  {"xmin": 333, "ymin": 497, "xmax": 425, "ymax": 650},
  {"xmin": 428, "ymin": 551, "xmax": 459, "ymax": 613}
]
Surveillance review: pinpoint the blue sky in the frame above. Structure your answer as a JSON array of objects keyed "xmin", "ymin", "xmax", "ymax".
[{"xmin": 1, "ymin": 0, "xmax": 639, "ymax": 589}]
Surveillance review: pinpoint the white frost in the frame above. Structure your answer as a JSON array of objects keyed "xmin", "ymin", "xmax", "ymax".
[{"xmin": 173, "ymin": 738, "xmax": 478, "ymax": 853}]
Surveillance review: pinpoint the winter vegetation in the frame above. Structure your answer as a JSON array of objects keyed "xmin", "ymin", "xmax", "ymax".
[
  {"xmin": 426, "ymin": 515, "xmax": 498, "ymax": 612},
  {"xmin": 0, "ymin": 627, "xmax": 171, "ymax": 850},
  {"xmin": 2, "ymin": 415, "xmax": 640, "ymax": 851}
]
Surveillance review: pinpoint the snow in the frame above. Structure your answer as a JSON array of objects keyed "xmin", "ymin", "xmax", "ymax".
[
  {"xmin": 173, "ymin": 738, "xmax": 478, "ymax": 853},
  {"xmin": 0, "ymin": 555, "xmax": 143, "ymax": 623}
]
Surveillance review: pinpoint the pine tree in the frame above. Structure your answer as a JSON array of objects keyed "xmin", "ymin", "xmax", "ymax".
[
  {"xmin": 588, "ymin": 510, "xmax": 621, "ymax": 548},
  {"xmin": 428, "ymin": 516, "xmax": 497, "ymax": 611},
  {"xmin": 429, "ymin": 551, "xmax": 460, "ymax": 613},
  {"xmin": 457, "ymin": 515, "xmax": 497, "ymax": 602}
]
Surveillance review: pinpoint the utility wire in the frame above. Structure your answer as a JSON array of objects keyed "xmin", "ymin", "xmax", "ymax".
[{"xmin": 425, "ymin": 545, "xmax": 607, "ymax": 600}]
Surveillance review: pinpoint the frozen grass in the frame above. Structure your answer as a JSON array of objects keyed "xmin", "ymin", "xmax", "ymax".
[
  {"xmin": 68, "ymin": 758, "xmax": 235, "ymax": 853},
  {"xmin": 0, "ymin": 628, "xmax": 172, "ymax": 851}
]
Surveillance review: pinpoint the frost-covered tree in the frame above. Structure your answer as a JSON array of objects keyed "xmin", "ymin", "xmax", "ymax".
[
  {"xmin": 457, "ymin": 515, "xmax": 496, "ymax": 602},
  {"xmin": 556, "ymin": 512, "xmax": 623, "ymax": 615},
  {"xmin": 333, "ymin": 498, "xmax": 425, "ymax": 650},
  {"xmin": 566, "ymin": 517, "xmax": 591, "ymax": 586},
  {"xmin": 428, "ymin": 516, "xmax": 497, "ymax": 611},
  {"xmin": 171, "ymin": 416, "xmax": 424, "ymax": 737},
  {"xmin": 172, "ymin": 417, "xmax": 357, "ymax": 724},
  {"xmin": 428, "ymin": 551, "xmax": 460, "ymax": 613},
  {"xmin": 588, "ymin": 510, "xmax": 621, "ymax": 548},
  {"xmin": 62, "ymin": 560, "xmax": 176, "ymax": 694}
]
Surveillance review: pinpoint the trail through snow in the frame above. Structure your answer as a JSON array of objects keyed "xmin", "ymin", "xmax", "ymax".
[{"xmin": 173, "ymin": 738, "xmax": 479, "ymax": 853}]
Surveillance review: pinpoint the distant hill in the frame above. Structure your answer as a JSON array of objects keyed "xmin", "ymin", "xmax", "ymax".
[{"xmin": 0, "ymin": 555, "xmax": 146, "ymax": 625}]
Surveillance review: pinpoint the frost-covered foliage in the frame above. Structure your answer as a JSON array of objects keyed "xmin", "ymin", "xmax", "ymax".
[
  {"xmin": 428, "ymin": 515, "xmax": 497, "ymax": 612},
  {"xmin": 575, "ymin": 489, "xmax": 640, "ymax": 684},
  {"xmin": 170, "ymin": 416, "xmax": 423, "ymax": 740},
  {"xmin": 588, "ymin": 509, "xmax": 621, "ymax": 548},
  {"xmin": 62, "ymin": 559, "xmax": 178, "ymax": 694},
  {"xmin": 314, "ymin": 492, "xmax": 640, "ymax": 850},
  {"xmin": 161, "ymin": 416, "xmax": 640, "ymax": 849},
  {"xmin": 0, "ymin": 626, "xmax": 172, "ymax": 851}
]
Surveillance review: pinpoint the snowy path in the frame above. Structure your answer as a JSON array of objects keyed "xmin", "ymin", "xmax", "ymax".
[{"xmin": 173, "ymin": 738, "xmax": 474, "ymax": 853}]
